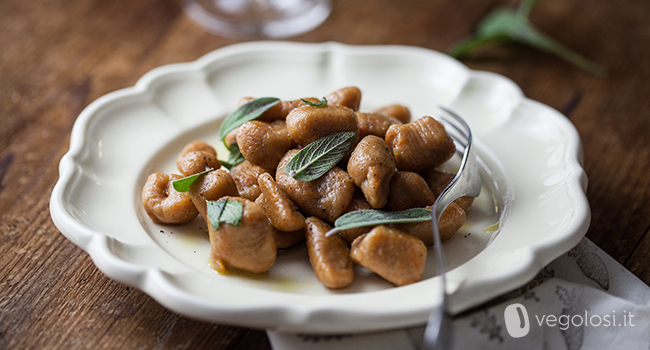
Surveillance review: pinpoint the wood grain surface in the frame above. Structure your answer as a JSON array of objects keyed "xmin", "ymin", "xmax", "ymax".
[{"xmin": 1, "ymin": 0, "xmax": 649, "ymax": 348}]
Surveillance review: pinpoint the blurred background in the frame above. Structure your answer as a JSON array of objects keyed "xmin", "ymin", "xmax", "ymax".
[{"xmin": 1, "ymin": 0, "xmax": 649, "ymax": 348}]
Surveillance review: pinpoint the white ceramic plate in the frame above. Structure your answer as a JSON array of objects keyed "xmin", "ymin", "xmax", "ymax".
[{"xmin": 50, "ymin": 42, "xmax": 590, "ymax": 333}]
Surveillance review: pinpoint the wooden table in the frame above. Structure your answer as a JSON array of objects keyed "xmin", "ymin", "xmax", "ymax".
[{"xmin": 2, "ymin": 0, "xmax": 649, "ymax": 348}]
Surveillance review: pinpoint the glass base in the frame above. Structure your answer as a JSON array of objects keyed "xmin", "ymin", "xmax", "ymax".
[{"xmin": 183, "ymin": 0, "xmax": 333, "ymax": 39}]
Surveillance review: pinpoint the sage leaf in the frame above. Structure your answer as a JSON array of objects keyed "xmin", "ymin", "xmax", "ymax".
[
  {"xmin": 172, "ymin": 168, "xmax": 214, "ymax": 192},
  {"xmin": 447, "ymin": 0, "xmax": 605, "ymax": 76},
  {"xmin": 207, "ymin": 198, "xmax": 243, "ymax": 231},
  {"xmin": 219, "ymin": 200, "xmax": 243, "ymax": 227},
  {"xmin": 220, "ymin": 143, "xmax": 245, "ymax": 170},
  {"xmin": 326, "ymin": 208, "xmax": 433, "ymax": 237},
  {"xmin": 207, "ymin": 199, "xmax": 227, "ymax": 231},
  {"xmin": 218, "ymin": 97, "xmax": 281, "ymax": 145},
  {"xmin": 301, "ymin": 97, "xmax": 328, "ymax": 108},
  {"xmin": 285, "ymin": 131, "xmax": 356, "ymax": 182}
]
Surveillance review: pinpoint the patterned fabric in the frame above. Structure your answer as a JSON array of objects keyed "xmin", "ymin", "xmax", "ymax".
[{"xmin": 268, "ymin": 238, "xmax": 650, "ymax": 350}]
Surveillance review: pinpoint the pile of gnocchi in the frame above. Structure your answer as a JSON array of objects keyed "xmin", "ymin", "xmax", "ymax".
[{"xmin": 141, "ymin": 87, "xmax": 472, "ymax": 288}]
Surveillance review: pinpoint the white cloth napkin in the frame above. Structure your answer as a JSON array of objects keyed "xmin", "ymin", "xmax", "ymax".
[{"xmin": 267, "ymin": 238, "xmax": 650, "ymax": 350}]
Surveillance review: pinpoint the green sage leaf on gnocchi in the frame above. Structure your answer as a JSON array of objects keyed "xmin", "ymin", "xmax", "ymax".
[
  {"xmin": 300, "ymin": 97, "xmax": 328, "ymax": 108},
  {"xmin": 285, "ymin": 131, "xmax": 356, "ymax": 182},
  {"xmin": 171, "ymin": 168, "xmax": 214, "ymax": 192},
  {"xmin": 207, "ymin": 198, "xmax": 243, "ymax": 231},
  {"xmin": 220, "ymin": 143, "xmax": 245, "ymax": 170},
  {"xmin": 326, "ymin": 208, "xmax": 432, "ymax": 236},
  {"xmin": 218, "ymin": 97, "xmax": 281, "ymax": 145}
]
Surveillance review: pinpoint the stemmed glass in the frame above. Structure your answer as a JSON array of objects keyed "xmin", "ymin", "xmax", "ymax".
[{"xmin": 183, "ymin": 0, "xmax": 333, "ymax": 39}]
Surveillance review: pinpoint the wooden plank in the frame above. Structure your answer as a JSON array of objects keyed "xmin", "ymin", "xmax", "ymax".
[
  {"xmin": 626, "ymin": 227, "xmax": 650, "ymax": 286},
  {"xmin": 1, "ymin": 0, "xmax": 649, "ymax": 349},
  {"xmin": 0, "ymin": 0, "xmax": 252, "ymax": 348},
  {"xmin": 450, "ymin": 0, "xmax": 650, "ymax": 269}
]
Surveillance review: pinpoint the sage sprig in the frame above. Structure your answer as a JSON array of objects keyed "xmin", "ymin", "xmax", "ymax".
[
  {"xmin": 325, "ymin": 208, "xmax": 432, "ymax": 237},
  {"xmin": 301, "ymin": 97, "xmax": 328, "ymax": 108},
  {"xmin": 285, "ymin": 131, "xmax": 356, "ymax": 182},
  {"xmin": 218, "ymin": 97, "xmax": 281, "ymax": 145},
  {"xmin": 220, "ymin": 143, "xmax": 245, "ymax": 170},
  {"xmin": 207, "ymin": 198, "xmax": 243, "ymax": 231},
  {"xmin": 447, "ymin": 0, "xmax": 605, "ymax": 76},
  {"xmin": 172, "ymin": 168, "xmax": 214, "ymax": 192}
]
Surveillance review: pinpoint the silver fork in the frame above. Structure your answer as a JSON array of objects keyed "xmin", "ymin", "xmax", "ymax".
[{"xmin": 423, "ymin": 107, "xmax": 482, "ymax": 350}]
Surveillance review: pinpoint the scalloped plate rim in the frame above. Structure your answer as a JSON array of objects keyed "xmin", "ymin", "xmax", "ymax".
[{"xmin": 50, "ymin": 41, "xmax": 590, "ymax": 333}]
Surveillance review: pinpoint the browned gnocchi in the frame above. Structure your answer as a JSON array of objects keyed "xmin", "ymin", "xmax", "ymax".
[
  {"xmin": 236, "ymin": 120, "xmax": 296, "ymax": 172},
  {"xmin": 347, "ymin": 135, "xmax": 397, "ymax": 209},
  {"xmin": 286, "ymin": 104, "xmax": 360, "ymax": 148},
  {"xmin": 385, "ymin": 116, "xmax": 456, "ymax": 172},
  {"xmin": 141, "ymin": 86, "xmax": 474, "ymax": 287},
  {"xmin": 229, "ymin": 160, "xmax": 266, "ymax": 201},
  {"xmin": 176, "ymin": 141, "xmax": 221, "ymax": 177},
  {"xmin": 142, "ymin": 173, "xmax": 198, "ymax": 224},
  {"xmin": 351, "ymin": 226, "xmax": 427, "ymax": 286},
  {"xmin": 276, "ymin": 149, "xmax": 356, "ymax": 223},
  {"xmin": 306, "ymin": 217, "xmax": 354, "ymax": 289},
  {"xmin": 208, "ymin": 196, "xmax": 276, "ymax": 274}
]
